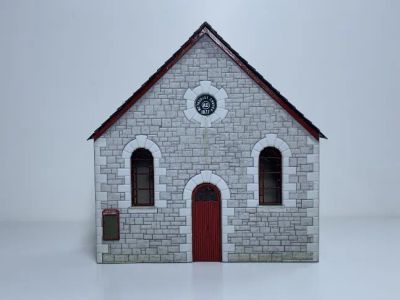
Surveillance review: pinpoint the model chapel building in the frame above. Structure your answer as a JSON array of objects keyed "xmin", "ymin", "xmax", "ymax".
[{"xmin": 89, "ymin": 22, "xmax": 326, "ymax": 263}]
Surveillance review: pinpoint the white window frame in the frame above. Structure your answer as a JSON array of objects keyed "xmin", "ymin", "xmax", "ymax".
[
  {"xmin": 247, "ymin": 134, "xmax": 296, "ymax": 207},
  {"xmin": 117, "ymin": 135, "xmax": 167, "ymax": 209}
]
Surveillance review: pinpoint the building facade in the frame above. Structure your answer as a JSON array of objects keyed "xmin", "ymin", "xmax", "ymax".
[{"xmin": 89, "ymin": 23, "xmax": 326, "ymax": 263}]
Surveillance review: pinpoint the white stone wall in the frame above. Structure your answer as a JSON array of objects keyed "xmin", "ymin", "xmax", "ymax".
[
  {"xmin": 94, "ymin": 137, "xmax": 108, "ymax": 263},
  {"xmin": 306, "ymin": 136, "xmax": 320, "ymax": 261},
  {"xmin": 94, "ymin": 35, "xmax": 320, "ymax": 263}
]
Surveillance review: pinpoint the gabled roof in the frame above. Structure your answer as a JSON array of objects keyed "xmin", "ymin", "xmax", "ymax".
[{"xmin": 89, "ymin": 22, "xmax": 326, "ymax": 141}]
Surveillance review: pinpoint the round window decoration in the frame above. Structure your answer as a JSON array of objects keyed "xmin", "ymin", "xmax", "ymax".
[
  {"xmin": 195, "ymin": 94, "xmax": 217, "ymax": 116},
  {"xmin": 184, "ymin": 81, "xmax": 228, "ymax": 127}
]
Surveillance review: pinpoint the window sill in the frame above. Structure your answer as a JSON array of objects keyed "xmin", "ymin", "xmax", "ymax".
[
  {"xmin": 128, "ymin": 207, "xmax": 157, "ymax": 214},
  {"xmin": 256, "ymin": 205, "xmax": 287, "ymax": 212}
]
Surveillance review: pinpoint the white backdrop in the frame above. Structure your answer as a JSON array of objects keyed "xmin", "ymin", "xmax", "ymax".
[{"xmin": 1, "ymin": 0, "xmax": 399, "ymax": 222}]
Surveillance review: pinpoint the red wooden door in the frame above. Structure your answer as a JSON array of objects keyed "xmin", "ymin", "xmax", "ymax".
[{"xmin": 192, "ymin": 183, "xmax": 221, "ymax": 262}]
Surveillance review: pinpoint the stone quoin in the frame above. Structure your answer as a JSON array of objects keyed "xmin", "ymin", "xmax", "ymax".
[{"xmin": 89, "ymin": 22, "xmax": 326, "ymax": 263}]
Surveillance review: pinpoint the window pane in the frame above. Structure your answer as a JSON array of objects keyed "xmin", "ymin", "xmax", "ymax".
[
  {"xmin": 263, "ymin": 172, "xmax": 280, "ymax": 189},
  {"xmin": 132, "ymin": 148, "xmax": 153, "ymax": 159},
  {"xmin": 135, "ymin": 160, "xmax": 152, "ymax": 174},
  {"xmin": 262, "ymin": 157, "xmax": 280, "ymax": 172},
  {"xmin": 131, "ymin": 148, "xmax": 154, "ymax": 206},
  {"xmin": 136, "ymin": 174, "xmax": 150, "ymax": 189},
  {"xmin": 263, "ymin": 188, "xmax": 281, "ymax": 204},
  {"xmin": 259, "ymin": 147, "xmax": 282, "ymax": 205},
  {"xmin": 136, "ymin": 190, "xmax": 151, "ymax": 205}
]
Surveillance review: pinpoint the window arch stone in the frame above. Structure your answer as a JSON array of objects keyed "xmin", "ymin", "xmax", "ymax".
[
  {"xmin": 247, "ymin": 134, "xmax": 296, "ymax": 207},
  {"xmin": 117, "ymin": 135, "xmax": 166, "ymax": 209}
]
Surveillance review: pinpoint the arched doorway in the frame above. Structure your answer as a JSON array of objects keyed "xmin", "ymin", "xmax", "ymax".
[{"xmin": 192, "ymin": 183, "xmax": 222, "ymax": 262}]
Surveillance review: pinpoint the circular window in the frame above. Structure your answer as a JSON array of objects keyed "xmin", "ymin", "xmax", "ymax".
[{"xmin": 195, "ymin": 94, "xmax": 217, "ymax": 116}]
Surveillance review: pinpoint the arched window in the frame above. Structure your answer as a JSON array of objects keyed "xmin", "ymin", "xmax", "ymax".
[
  {"xmin": 259, "ymin": 147, "xmax": 282, "ymax": 205},
  {"xmin": 131, "ymin": 148, "xmax": 154, "ymax": 206}
]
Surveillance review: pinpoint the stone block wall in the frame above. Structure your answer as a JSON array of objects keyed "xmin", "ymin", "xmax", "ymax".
[{"xmin": 94, "ymin": 35, "xmax": 320, "ymax": 263}]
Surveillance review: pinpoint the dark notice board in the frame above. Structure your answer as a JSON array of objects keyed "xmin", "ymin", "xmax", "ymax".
[{"xmin": 102, "ymin": 209, "xmax": 120, "ymax": 241}]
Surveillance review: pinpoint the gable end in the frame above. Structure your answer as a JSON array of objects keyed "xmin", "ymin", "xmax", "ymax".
[{"xmin": 88, "ymin": 22, "xmax": 326, "ymax": 141}]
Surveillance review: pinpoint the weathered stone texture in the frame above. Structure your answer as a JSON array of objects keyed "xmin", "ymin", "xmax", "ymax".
[{"xmin": 94, "ymin": 35, "xmax": 319, "ymax": 263}]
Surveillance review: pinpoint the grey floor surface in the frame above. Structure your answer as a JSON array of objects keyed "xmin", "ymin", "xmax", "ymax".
[{"xmin": 0, "ymin": 217, "xmax": 398, "ymax": 300}]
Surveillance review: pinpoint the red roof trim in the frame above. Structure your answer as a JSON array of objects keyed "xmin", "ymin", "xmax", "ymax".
[{"xmin": 89, "ymin": 22, "xmax": 326, "ymax": 141}]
